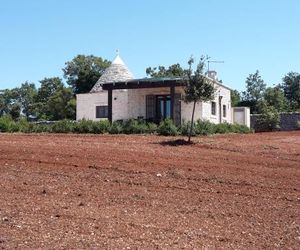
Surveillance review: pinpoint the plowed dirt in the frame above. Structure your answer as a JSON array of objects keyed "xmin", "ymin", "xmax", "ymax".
[{"xmin": 0, "ymin": 132, "xmax": 299, "ymax": 249}]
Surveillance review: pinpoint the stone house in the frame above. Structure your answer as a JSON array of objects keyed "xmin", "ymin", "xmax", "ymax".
[{"xmin": 77, "ymin": 54, "xmax": 249, "ymax": 126}]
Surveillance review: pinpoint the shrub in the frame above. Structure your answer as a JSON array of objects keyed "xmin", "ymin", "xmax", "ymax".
[
  {"xmin": 109, "ymin": 121, "xmax": 123, "ymax": 134},
  {"xmin": 147, "ymin": 122, "xmax": 158, "ymax": 134},
  {"xmin": 194, "ymin": 120, "xmax": 216, "ymax": 135},
  {"xmin": 180, "ymin": 121, "xmax": 195, "ymax": 136},
  {"xmin": 91, "ymin": 120, "xmax": 110, "ymax": 134},
  {"xmin": 0, "ymin": 115, "xmax": 14, "ymax": 132},
  {"xmin": 73, "ymin": 119, "xmax": 95, "ymax": 133},
  {"xmin": 123, "ymin": 119, "xmax": 149, "ymax": 134},
  {"xmin": 255, "ymin": 106, "xmax": 280, "ymax": 132},
  {"xmin": 157, "ymin": 118, "xmax": 178, "ymax": 136},
  {"xmin": 29, "ymin": 123, "xmax": 51, "ymax": 133},
  {"xmin": 18, "ymin": 119, "xmax": 30, "ymax": 133},
  {"xmin": 51, "ymin": 120, "xmax": 74, "ymax": 133}
]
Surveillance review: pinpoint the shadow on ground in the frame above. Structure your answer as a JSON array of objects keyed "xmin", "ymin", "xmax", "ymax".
[{"xmin": 158, "ymin": 139, "xmax": 194, "ymax": 147}]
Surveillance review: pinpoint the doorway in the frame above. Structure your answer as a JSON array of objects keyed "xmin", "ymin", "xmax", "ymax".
[{"xmin": 156, "ymin": 95, "xmax": 171, "ymax": 122}]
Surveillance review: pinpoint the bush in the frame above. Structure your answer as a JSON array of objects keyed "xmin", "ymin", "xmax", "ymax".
[
  {"xmin": 18, "ymin": 119, "xmax": 30, "ymax": 133},
  {"xmin": 91, "ymin": 120, "xmax": 110, "ymax": 134},
  {"xmin": 0, "ymin": 115, "xmax": 14, "ymax": 132},
  {"xmin": 123, "ymin": 119, "xmax": 149, "ymax": 134},
  {"xmin": 157, "ymin": 118, "xmax": 178, "ymax": 136},
  {"xmin": 255, "ymin": 106, "xmax": 280, "ymax": 132},
  {"xmin": 51, "ymin": 120, "xmax": 74, "ymax": 133},
  {"xmin": 180, "ymin": 121, "xmax": 195, "ymax": 136},
  {"xmin": 109, "ymin": 121, "xmax": 123, "ymax": 134},
  {"xmin": 194, "ymin": 120, "xmax": 216, "ymax": 135},
  {"xmin": 73, "ymin": 119, "xmax": 95, "ymax": 133},
  {"xmin": 147, "ymin": 122, "xmax": 158, "ymax": 134}
]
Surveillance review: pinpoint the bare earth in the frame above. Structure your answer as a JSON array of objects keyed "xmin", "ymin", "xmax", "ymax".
[{"xmin": 0, "ymin": 132, "xmax": 299, "ymax": 249}]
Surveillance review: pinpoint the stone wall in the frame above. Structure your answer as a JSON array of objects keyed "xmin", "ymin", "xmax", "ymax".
[{"xmin": 250, "ymin": 112, "xmax": 300, "ymax": 131}]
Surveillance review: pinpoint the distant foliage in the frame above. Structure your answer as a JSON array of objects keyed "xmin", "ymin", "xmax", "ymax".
[{"xmin": 254, "ymin": 105, "xmax": 280, "ymax": 132}]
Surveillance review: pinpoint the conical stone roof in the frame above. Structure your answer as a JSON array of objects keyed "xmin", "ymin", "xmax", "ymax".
[{"xmin": 90, "ymin": 54, "xmax": 134, "ymax": 92}]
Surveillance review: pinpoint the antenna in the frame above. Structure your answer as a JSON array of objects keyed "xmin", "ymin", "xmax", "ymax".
[{"xmin": 207, "ymin": 60, "xmax": 224, "ymax": 72}]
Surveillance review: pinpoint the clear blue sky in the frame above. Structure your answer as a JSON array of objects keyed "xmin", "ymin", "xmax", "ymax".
[{"xmin": 0, "ymin": 0, "xmax": 299, "ymax": 91}]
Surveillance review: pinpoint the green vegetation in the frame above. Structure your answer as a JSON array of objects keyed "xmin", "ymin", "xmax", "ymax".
[{"xmin": 0, "ymin": 116, "xmax": 252, "ymax": 135}]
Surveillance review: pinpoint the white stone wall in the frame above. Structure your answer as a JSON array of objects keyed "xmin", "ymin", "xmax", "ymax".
[
  {"xmin": 76, "ymin": 84, "xmax": 232, "ymax": 124},
  {"xmin": 76, "ymin": 90, "xmax": 128, "ymax": 121},
  {"xmin": 201, "ymin": 85, "xmax": 232, "ymax": 124},
  {"xmin": 232, "ymin": 107, "xmax": 250, "ymax": 127}
]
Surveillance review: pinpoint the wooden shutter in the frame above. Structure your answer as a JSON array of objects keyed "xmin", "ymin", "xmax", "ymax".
[
  {"xmin": 146, "ymin": 95, "xmax": 155, "ymax": 121},
  {"xmin": 174, "ymin": 94, "xmax": 181, "ymax": 126}
]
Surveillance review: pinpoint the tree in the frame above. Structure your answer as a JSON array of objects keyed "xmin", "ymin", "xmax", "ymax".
[
  {"xmin": 242, "ymin": 70, "xmax": 266, "ymax": 113},
  {"xmin": 0, "ymin": 88, "xmax": 22, "ymax": 120},
  {"xmin": 17, "ymin": 82, "xmax": 37, "ymax": 119},
  {"xmin": 184, "ymin": 56, "xmax": 215, "ymax": 142},
  {"xmin": 146, "ymin": 63, "xmax": 186, "ymax": 78},
  {"xmin": 262, "ymin": 86, "xmax": 287, "ymax": 112},
  {"xmin": 280, "ymin": 72, "xmax": 300, "ymax": 110},
  {"xmin": 37, "ymin": 77, "xmax": 64, "ymax": 103},
  {"xmin": 35, "ymin": 77, "xmax": 76, "ymax": 120},
  {"xmin": 231, "ymin": 90, "xmax": 241, "ymax": 107},
  {"xmin": 63, "ymin": 55, "xmax": 111, "ymax": 94},
  {"xmin": 47, "ymin": 88, "xmax": 76, "ymax": 120},
  {"xmin": 255, "ymin": 103, "xmax": 280, "ymax": 132}
]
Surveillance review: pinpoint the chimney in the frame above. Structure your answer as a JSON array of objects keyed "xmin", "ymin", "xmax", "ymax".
[{"xmin": 207, "ymin": 70, "xmax": 218, "ymax": 80}]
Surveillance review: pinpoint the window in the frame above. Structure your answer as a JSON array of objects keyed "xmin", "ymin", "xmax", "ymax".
[
  {"xmin": 211, "ymin": 102, "xmax": 216, "ymax": 115},
  {"xmin": 223, "ymin": 105, "xmax": 226, "ymax": 117},
  {"xmin": 96, "ymin": 106, "xmax": 108, "ymax": 118}
]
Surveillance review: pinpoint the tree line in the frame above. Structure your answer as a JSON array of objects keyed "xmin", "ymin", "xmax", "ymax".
[
  {"xmin": 0, "ymin": 55, "xmax": 111, "ymax": 121},
  {"xmin": 1, "ymin": 55, "xmax": 299, "ymax": 121}
]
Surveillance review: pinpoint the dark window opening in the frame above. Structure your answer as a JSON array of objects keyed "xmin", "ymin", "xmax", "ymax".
[
  {"xmin": 96, "ymin": 106, "xmax": 108, "ymax": 118},
  {"xmin": 223, "ymin": 105, "xmax": 226, "ymax": 117},
  {"xmin": 211, "ymin": 102, "xmax": 216, "ymax": 115}
]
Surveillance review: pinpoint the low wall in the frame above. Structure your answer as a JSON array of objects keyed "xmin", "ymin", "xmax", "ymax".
[{"xmin": 251, "ymin": 112, "xmax": 300, "ymax": 131}]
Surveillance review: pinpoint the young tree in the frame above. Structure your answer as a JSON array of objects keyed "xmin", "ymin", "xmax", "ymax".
[
  {"xmin": 63, "ymin": 55, "xmax": 111, "ymax": 94},
  {"xmin": 184, "ymin": 56, "xmax": 215, "ymax": 142}
]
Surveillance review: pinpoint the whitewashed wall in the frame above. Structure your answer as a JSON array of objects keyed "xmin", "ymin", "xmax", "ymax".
[
  {"xmin": 201, "ymin": 84, "xmax": 232, "ymax": 124},
  {"xmin": 76, "ymin": 91, "xmax": 128, "ymax": 121},
  {"xmin": 77, "ymin": 83, "xmax": 232, "ymax": 124}
]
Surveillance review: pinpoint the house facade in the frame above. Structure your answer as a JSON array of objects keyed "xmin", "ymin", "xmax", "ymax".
[{"xmin": 77, "ymin": 54, "xmax": 246, "ymax": 126}]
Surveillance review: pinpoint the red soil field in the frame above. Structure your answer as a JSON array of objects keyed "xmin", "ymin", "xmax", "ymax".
[{"xmin": 0, "ymin": 132, "xmax": 299, "ymax": 249}]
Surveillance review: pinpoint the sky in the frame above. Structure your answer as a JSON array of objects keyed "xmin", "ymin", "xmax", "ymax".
[{"xmin": 0, "ymin": 0, "xmax": 299, "ymax": 91}]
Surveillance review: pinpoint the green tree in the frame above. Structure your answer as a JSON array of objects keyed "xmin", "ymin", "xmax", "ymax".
[
  {"xmin": 63, "ymin": 55, "xmax": 111, "ymax": 94},
  {"xmin": 47, "ymin": 88, "xmax": 76, "ymax": 120},
  {"xmin": 184, "ymin": 56, "xmax": 215, "ymax": 142},
  {"xmin": 242, "ymin": 70, "xmax": 266, "ymax": 113},
  {"xmin": 255, "ymin": 103, "xmax": 280, "ymax": 132},
  {"xmin": 280, "ymin": 72, "xmax": 300, "ymax": 110},
  {"xmin": 262, "ymin": 86, "xmax": 287, "ymax": 112},
  {"xmin": 17, "ymin": 82, "xmax": 37, "ymax": 119},
  {"xmin": 37, "ymin": 77, "xmax": 64, "ymax": 103},
  {"xmin": 146, "ymin": 63, "xmax": 186, "ymax": 78},
  {"xmin": 0, "ymin": 88, "xmax": 21, "ymax": 120},
  {"xmin": 231, "ymin": 90, "xmax": 241, "ymax": 107}
]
